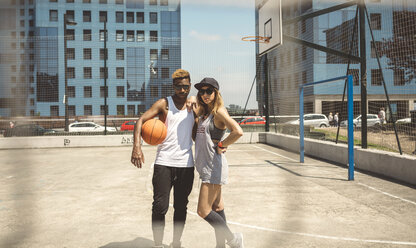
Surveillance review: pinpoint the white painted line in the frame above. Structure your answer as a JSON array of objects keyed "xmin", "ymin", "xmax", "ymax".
[
  {"xmin": 252, "ymin": 145, "xmax": 298, "ymax": 162},
  {"xmin": 358, "ymin": 183, "xmax": 416, "ymax": 206},
  {"xmin": 180, "ymin": 205, "xmax": 416, "ymax": 246}
]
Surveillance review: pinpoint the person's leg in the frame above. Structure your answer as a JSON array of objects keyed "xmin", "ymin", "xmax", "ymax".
[
  {"xmin": 212, "ymin": 189, "xmax": 226, "ymax": 248},
  {"xmin": 197, "ymin": 184, "xmax": 234, "ymax": 242},
  {"xmin": 152, "ymin": 164, "xmax": 173, "ymax": 246},
  {"xmin": 172, "ymin": 167, "xmax": 194, "ymax": 247}
]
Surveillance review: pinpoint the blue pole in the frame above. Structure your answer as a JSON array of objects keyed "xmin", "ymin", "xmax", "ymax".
[
  {"xmin": 299, "ymin": 87, "xmax": 304, "ymax": 163},
  {"xmin": 347, "ymin": 75, "xmax": 354, "ymax": 180}
]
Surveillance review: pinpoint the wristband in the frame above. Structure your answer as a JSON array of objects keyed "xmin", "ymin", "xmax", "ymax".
[{"xmin": 218, "ymin": 141, "xmax": 227, "ymax": 149}]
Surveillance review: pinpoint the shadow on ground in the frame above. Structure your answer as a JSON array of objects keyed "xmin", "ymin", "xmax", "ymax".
[{"xmin": 99, "ymin": 237, "xmax": 156, "ymax": 248}]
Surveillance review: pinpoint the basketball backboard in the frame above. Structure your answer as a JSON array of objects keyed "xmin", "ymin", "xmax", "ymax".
[{"xmin": 256, "ymin": 0, "xmax": 282, "ymax": 56}]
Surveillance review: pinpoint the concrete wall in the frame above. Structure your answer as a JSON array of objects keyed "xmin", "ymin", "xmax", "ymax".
[{"xmin": 263, "ymin": 132, "xmax": 416, "ymax": 185}]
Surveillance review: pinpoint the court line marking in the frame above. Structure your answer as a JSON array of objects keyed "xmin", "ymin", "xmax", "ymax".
[
  {"xmin": 358, "ymin": 182, "xmax": 416, "ymax": 206},
  {"xmin": 252, "ymin": 145, "xmax": 298, "ymax": 162},
  {"xmin": 180, "ymin": 205, "xmax": 416, "ymax": 246}
]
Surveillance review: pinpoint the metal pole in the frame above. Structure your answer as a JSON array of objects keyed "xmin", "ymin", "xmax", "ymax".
[
  {"xmin": 104, "ymin": 20, "xmax": 108, "ymax": 135},
  {"xmin": 299, "ymin": 86, "xmax": 304, "ymax": 163},
  {"xmin": 347, "ymin": 75, "xmax": 354, "ymax": 180},
  {"xmin": 359, "ymin": 0, "xmax": 368, "ymax": 148},
  {"xmin": 264, "ymin": 54, "xmax": 269, "ymax": 132},
  {"xmin": 64, "ymin": 14, "xmax": 69, "ymax": 132}
]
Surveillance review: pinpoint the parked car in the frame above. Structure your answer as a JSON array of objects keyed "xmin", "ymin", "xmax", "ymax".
[
  {"xmin": 121, "ymin": 120, "xmax": 137, "ymax": 131},
  {"xmin": 68, "ymin": 122, "xmax": 117, "ymax": 132},
  {"xmin": 395, "ymin": 117, "xmax": 411, "ymax": 124},
  {"xmin": 3, "ymin": 124, "xmax": 56, "ymax": 137},
  {"xmin": 239, "ymin": 117, "xmax": 266, "ymax": 125},
  {"xmin": 340, "ymin": 114, "xmax": 381, "ymax": 128},
  {"xmin": 288, "ymin": 114, "xmax": 330, "ymax": 128}
]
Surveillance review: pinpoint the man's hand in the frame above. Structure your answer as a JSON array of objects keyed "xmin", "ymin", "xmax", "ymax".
[
  {"xmin": 186, "ymin": 96, "xmax": 197, "ymax": 112},
  {"xmin": 131, "ymin": 146, "xmax": 145, "ymax": 168}
]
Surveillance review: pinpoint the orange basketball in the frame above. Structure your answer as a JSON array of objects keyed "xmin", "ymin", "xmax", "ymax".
[{"xmin": 141, "ymin": 119, "xmax": 167, "ymax": 145}]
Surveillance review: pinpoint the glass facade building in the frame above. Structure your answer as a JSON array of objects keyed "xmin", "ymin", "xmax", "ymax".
[{"xmin": 0, "ymin": 0, "xmax": 181, "ymax": 117}]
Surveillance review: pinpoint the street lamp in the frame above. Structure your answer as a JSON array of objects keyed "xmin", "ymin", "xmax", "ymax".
[{"xmin": 64, "ymin": 13, "xmax": 77, "ymax": 132}]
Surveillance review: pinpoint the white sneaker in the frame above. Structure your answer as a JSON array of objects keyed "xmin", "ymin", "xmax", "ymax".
[{"xmin": 227, "ymin": 233, "xmax": 244, "ymax": 248}]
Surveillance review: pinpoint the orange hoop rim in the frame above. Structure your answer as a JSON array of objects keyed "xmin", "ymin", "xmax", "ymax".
[{"xmin": 241, "ymin": 36, "xmax": 270, "ymax": 43}]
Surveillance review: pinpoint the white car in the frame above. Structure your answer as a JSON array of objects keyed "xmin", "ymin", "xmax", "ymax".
[
  {"xmin": 395, "ymin": 118, "xmax": 411, "ymax": 124},
  {"xmin": 288, "ymin": 114, "xmax": 330, "ymax": 128},
  {"xmin": 340, "ymin": 114, "xmax": 381, "ymax": 128},
  {"xmin": 68, "ymin": 122, "xmax": 117, "ymax": 132}
]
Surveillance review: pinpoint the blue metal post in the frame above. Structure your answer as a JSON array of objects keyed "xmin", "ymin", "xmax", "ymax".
[
  {"xmin": 299, "ymin": 87, "xmax": 304, "ymax": 163},
  {"xmin": 347, "ymin": 75, "xmax": 354, "ymax": 180}
]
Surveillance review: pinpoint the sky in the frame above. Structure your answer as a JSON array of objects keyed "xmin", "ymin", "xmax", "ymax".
[{"xmin": 180, "ymin": 1, "xmax": 258, "ymax": 109}]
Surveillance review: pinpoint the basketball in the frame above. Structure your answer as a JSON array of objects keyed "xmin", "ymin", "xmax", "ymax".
[{"xmin": 141, "ymin": 119, "xmax": 167, "ymax": 145}]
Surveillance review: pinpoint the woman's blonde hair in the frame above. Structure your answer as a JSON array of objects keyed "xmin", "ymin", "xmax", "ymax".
[{"xmin": 197, "ymin": 88, "xmax": 224, "ymax": 117}]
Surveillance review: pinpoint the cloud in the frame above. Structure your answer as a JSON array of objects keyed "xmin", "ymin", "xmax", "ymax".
[{"xmin": 189, "ymin": 30, "xmax": 222, "ymax": 41}]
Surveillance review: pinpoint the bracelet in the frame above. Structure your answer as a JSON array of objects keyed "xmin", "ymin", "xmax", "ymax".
[{"xmin": 218, "ymin": 141, "xmax": 227, "ymax": 149}]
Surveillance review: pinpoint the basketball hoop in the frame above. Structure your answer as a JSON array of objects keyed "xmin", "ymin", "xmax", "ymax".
[{"xmin": 241, "ymin": 36, "xmax": 271, "ymax": 43}]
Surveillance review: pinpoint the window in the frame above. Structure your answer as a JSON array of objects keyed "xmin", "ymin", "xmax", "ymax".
[
  {"xmin": 149, "ymin": 0, "xmax": 157, "ymax": 5},
  {"xmin": 348, "ymin": 69, "xmax": 360, "ymax": 86},
  {"xmin": 371, "ymin": 69, "xmax": 382, "ymax": 86},
  {"xmin": 20, "ymin": 31, "xmax": 25, "ymax": 38},
  {"xmin": 149, "ymin": 12, "xmax": 157, "ymax": 24},
  {"xmin": 84, "ymin": 86, "xmax": 92, "ymax": 98},
  {"xmin": 138, "ymin": 104, "xmax": 146, "ymax": 114},
  {"xmin": 117, "ymin": 86, "xmax": 125, "ymax": 97},
  {"xmin": 117, "ymin": 105, "xmax": 125, "ymax": 115},
  {"xmin": 127, "ymin": 30, "xmax": 134, "ymax": 41},
  {"xmin": 116, "ymin": 30, "xmax": 124, "ymax": 41},
  {"xmin": 99, "ymin": 0, "xmax": 107, "ymax": 3},
  {"xmin": 99, "ymin": 11, "xmax": 107, "ymax": 22},
  {"xmin": 67, "ymin": 0, "xmax": 74, "ymax": 2},
  {"xmin": 116, "ymin": 0, "xmax": 123, "ymax": 4},
  {"xmin": 68, "ymin": 86, "xmax": 75, "ymax": 97},
  {"xmin": 30, "ymin": 99, "xmax": 35, "ymax": 106},
  {"xmin": 371, "ymin": 41, "xmax": 381, "ymax": 58},
  {"xmin": 128, "ymin": 105, "xmax": 135, "ymax": 116},
  {"xmin": 126, "ymin": 12, "xmax": 134, "ymax": 23},
  {"xmin": 11, "ymin": 65, "xmax": 16, "ymax": 72},
  {"xmin": 66, "ymin": 10, "xmax": 75, "ymax": 22},
  {"xmin": 50, "ymin": 106, "xmax": 59, "ymax": 116},
  {"xmin": 49, "ymin": 10, "xmax": 58, "ymax": 21},
  {"xmin": 84, "ymin": 48, "xmax": 92, "ymax": 59},
  {"xmin": 68, "ymin": 106, "xmax": 75, "ymax": 116},
  {"xmin": 137, "ymin": 30, "xmax": 144, "ymax": 42},
  {"xmin": 100, "ymin": 105, "xmax": 108, "ymax": 115},
  {"xmin": 116, "ymin": 12, "xmax": 124, "ymax": 23},
  {"xmin": 83, "ymin": 0, "xmax": 91, "ymax": 3},
  {"xmin": 20, "ymin": 20, "xmax": 25, "ymax": 27},
  {"xmin": 29, "ymin": 9, "xmax": 33, "ymax": 16},
  {"xmin": 150, "ymin": 68, "xmax": 158, "ymax": 78},
  {"xmin": 84, "ymin": 67, "xmax": 92, "ymax": 79},
  {"xmin": 67, "ymin": 48, "xmax": 75, "ymax": 60},
  {"xmin": 20, "ymin": 9, "xmax": 24, "ymax": 16},
  {"xmin": 136, "ymin": 12, "xmax": 144, "ymax": 23},
  {"xmin": 66, "ymin": 29, "xmax": 75, "ymax": 40},
  {"xmin": 100, "ymin": 67, "xmax": 108, "ymax": 79},
  {"xmin": 150, "ymin": 31, "xmax": 158, "ymax": 42},
  {"xmin": 84, "ymin": 105, "xmax": 92, "ymax": 115},
  {"xmin": 161, "ymin": 84, "xmax": 172, "ymax": 97},
  {"xmin": 161, "ymin": 68, "xmax": 169, "ymax": 79},
  {"xmin": 161, "ymin": 49, "xmax": 169, "ymax": 60},
  {"xmin": 370, "ymin": 13, "xmax": 381, "ymax": 30},
  {"xmin": 100, "ymin": 48, "xmax": 108, "ymax": 60},
  {"xmin": 83, "ymin": 11, "xmax": 91, "ymax": 22},
  {"xmin": 160, "ymin": 0, "xmax": 168, "ymax": 5},
  {"xmin": 116, "ymin": 67, "xmax": 124, "ymax": 79},
  {"xmin": 150, "ymin": 85, "xmax": 158, "ymax": 97},
  {"xmin": 394, "ymin": 69, "xmax": 405, "ymax": 86},
  {"xmin": 83, "ymin": 29, "xmax": 91, "ymax": 41},
  {"xmin": 100, "ymin": 86, "xmax": 108, "ymax": 98},
  {"xmin": 29, "ymin": 20, "xmax": 34, "ymax": 27},
  {"xmin": 67, "ymin": 67, "xmax": 75, "ymax": 79},
  {"xmin": 99, "ymin": 30, "xmax": 107, "ymax": 41},
  {"xmin": 116, "ymin": 49, "xmax": 124, "ymax": 60},
  {"xmin": 150, "ymin": 49, "xmax": 158, "ymax": 60}
]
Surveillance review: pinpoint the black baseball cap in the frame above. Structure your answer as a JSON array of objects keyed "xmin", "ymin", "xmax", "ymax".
[{"xmin": 194, "ymin": 77, "xmax": 219, "ymax": 90}]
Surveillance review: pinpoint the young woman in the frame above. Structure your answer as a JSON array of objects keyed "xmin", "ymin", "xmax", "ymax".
[{"xmin": 192, "ymin": 77, "xmax": 244, "ymax": 248}]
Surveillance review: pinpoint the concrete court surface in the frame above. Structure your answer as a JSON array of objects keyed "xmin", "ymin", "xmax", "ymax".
[{"xmin": 0, "ymin": 143, "xmax": 415, "ymax": 248}]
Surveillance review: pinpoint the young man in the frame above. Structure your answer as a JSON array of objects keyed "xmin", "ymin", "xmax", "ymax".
[{"xmin": 131, "ymin": 69, "xmax": 195, "ymax": 248}]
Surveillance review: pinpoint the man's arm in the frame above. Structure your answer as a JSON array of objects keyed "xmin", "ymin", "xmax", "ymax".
[{"xmin": 131, "ymin": 98, "xmax": 167, "ymax": 168}]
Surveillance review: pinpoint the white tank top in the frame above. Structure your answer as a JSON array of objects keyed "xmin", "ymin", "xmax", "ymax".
[{"xmin": 154, "ymin": 96, "xmax": 195, "ymax": 168}]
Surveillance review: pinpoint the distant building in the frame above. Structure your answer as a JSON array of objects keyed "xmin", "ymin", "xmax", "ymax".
[
  {"xmin": 0, "ymin": 0, "xmax": 181, "ymax": 117},
  {"xmin": 256, "ymin": 0, "xmax": 416, "ymax": 121}
]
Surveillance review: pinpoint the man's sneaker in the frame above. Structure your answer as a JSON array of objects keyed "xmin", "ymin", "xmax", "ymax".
[{"xmin": 227, "ymin": 233, "xmax": 244, "ymax": 248}]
